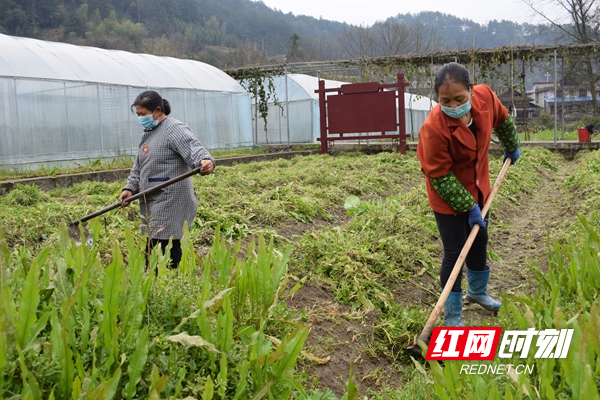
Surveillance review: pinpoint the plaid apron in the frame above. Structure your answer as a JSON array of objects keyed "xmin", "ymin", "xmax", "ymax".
[{"xmin": 124, "ymin": 117, "xmax": 215, "ymax": 240}]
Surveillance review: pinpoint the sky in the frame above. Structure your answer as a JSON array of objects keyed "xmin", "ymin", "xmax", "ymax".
[{"xmin": 256, "ymin": 0, "xmax": 565, "ymax": 26}]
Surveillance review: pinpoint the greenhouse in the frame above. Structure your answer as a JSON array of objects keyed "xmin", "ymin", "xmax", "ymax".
[
  {"xmin": 0, "ymin": 33, "xmax": 253, "ymax": 169},
  {"xmin": 248, "ymin": 73, "xmax": 437, "ymax": 145}
]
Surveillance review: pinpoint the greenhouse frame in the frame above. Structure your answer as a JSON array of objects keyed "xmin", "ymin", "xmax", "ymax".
[
  {"xmin": 248, "ymin": 74, "xmax": 437, "ymax": 145},
  {"xmin": 0, "ymin": 33, "xmax": 253, "ymax": 169}
]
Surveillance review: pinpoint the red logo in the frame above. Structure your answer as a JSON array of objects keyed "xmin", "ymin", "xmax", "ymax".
[
  {"xmin": 142, "ymin": 146, "xmax": 149, "ymax": 153},
  {"xmin": 426, "ymin": 327, "xmax": 503, "ymax": 360}
]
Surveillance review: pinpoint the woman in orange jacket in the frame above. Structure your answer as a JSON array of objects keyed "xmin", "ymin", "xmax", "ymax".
[{"xmin": 417, "ymin": 62, "xmax": 520, "ymax": 327}]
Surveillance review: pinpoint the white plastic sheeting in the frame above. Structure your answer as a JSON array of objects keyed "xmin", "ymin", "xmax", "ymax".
[
  {"xmin": 0, "ymin": 34, "xmax": 253, "ymax": 168},
  {"xmin": 248, "ymin": 74, "xmax": 436, "ymax": 144},
  {"xmin": 249, "ymin": 74, "xmax": 341, "ymax": 144},
  {"xmin": 401, "ymin": 92, "xmax": 438, "ymax": 137}
]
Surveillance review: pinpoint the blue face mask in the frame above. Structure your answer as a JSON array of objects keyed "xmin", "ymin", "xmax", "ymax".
[
  {"xmin": 138, "ymin": 111, "xmax": 158, "ymax": 129},
  {"xmin": 441, "ymin": 100, "xmax": 472, "ymax": 119},
  {"xmin": 441, "ymin": 100, "xmax": 471, "ymax": 118}
]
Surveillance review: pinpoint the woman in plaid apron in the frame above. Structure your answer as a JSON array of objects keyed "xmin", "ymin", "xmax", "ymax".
[{"xmin": 119, "ymin": 90, "xmax": 215, "ymax": 269}]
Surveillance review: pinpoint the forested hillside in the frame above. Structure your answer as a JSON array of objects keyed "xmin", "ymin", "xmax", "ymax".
[
  {"xmin": 391, "ymin": 12, "xmax": 557, "ymax": 48},
  {"xmin": 0, "ymin": 0, "xmax": 559, "ymax": 68}
]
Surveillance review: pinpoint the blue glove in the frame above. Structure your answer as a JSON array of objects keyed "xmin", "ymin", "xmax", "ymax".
[
  {"xmin": 503, "ymin": 148, "xmax": 521, "ymax": 165},
  {"xmin": 467, "ymin": 204, "xmax": 487, "ymax": 230}
]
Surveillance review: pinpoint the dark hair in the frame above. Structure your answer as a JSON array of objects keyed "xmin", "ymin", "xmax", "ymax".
[
  {"xmin": 434, "ymin": 62, "xmax": 472, "ymax": 95},
  {"xmin": 131, "ymin": 90, "xmax": 171, "ymax": 115}
]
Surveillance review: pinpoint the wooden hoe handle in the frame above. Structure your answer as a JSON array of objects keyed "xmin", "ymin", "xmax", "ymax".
[
  {"xmin": 415, "ymin": 157, "xmax": 512, "ymax": 346},
  {"xmin": 70, "ymin": 166, "xmax": 203, "ymax": 225}
]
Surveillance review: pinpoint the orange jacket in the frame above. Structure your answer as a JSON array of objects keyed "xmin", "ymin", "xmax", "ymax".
[{"xmin": 417, "ymin": 84, "xmax": 508, "ymax": 215}]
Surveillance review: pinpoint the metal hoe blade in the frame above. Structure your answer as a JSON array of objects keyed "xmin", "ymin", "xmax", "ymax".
[
  {"xmin": 404, "ymin": 334, "xmax": 429, "ymax": 359},
  {"xmin": 68, "ymin": 221, "xmax": 93, "ymax": 246}
]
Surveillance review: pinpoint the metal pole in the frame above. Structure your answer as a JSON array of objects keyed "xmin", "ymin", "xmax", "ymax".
[
  {"xmin": 127, "ymin": 86, "xmax": 132, "ymax": 153},
  {"xmin": 317, "ymin": 70, "xmax": 321, "ymax": 145},
  {"xmin": 14, "ymin": 78, "xmax": 22, "ymax": 163},
  {"xmin": 285, "ymin": 62, "xmax": 290, "ymax": 148},
  {"xmin": 554, "ymin": 49, "xmax": 557, "ymax": 145},
  {"xmin": 254, "ymin": 89, "xmax": 258, "ymax": 146},
  {"xmin": 510, "ymin": 45, "xmax": 514, "ymax": 122},
  {"xmin": 561, "ymin": 57, "xmax": 565, "ymax": 140},
  {"xmin": 472, "ymin": 25, "xmax": 476, "ymax": 81},
  {"xmin": 522, "ymin": 61, "xmax": 528, "ymax": 141},
  {"xmin": 97, "ymin": 85, "xmax": 104, "ymax": 155},
  {"xmin": 63, "ymin": 82, "xmax": 70, "ymax": 155}
]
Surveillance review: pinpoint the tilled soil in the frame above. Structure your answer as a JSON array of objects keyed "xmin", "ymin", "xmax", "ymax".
[
  {"xmin": 465, "ymin": 158, "xmax": 577, "ymax": 325},
  {"xmin": 284, "ymin": 155, "xmax": 579, "ymax": 397}
]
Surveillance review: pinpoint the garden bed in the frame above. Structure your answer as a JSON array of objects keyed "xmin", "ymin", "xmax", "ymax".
[{"xmin": 0, "ymin": 148, "xmax": 598, "ymax": 398}]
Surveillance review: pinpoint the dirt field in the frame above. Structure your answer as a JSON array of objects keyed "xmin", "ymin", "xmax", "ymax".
[
  {"xmin": 0, "ymin": 147, "xmax": 590, "ymax": 398},
  {"xmin": 276, "ymin": 151, "xmax": 580, "ymax": 396}
]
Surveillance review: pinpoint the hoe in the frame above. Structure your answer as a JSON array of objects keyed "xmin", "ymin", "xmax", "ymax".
[{"xmin": 68, "ymin": 166, "xmax": 203, "ymax": 245}]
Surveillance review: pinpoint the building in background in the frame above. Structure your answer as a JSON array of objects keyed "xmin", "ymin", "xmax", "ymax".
[
  {"xmin": 497, "ymin": 89, "xmax": 540, "ymax": 125},
  {"xmin": 529, "ymin": 81, "xmax": 600, "ymax": 120}
]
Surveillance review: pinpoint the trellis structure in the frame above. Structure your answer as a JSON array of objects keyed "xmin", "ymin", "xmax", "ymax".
[
  {"xmin": 225, "ymin": 43, "xmax": 600, "ymax": 79},
  {"xmin": 226, "ymin": 42, "xmax": 600, "ymax": 141}
]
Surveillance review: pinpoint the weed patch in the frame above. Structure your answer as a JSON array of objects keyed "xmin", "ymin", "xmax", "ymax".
[{"xmin": 0, "ymin": 148, "xmax": 598, "ymax": 398}]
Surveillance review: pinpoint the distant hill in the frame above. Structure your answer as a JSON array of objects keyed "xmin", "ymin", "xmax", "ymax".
[
  {"xmin": 0, "ymin": 0, "xmax": 559, "ymax": 68},
  {"xmin": 193, "ymin": 0, "xmax": 348, "ymax": 54},
  {"xmin": 389, "ymin": 11, "xmax": 559, "ymax": 48}
]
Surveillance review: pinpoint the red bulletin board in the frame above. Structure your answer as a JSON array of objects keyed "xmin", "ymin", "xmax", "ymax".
[{"xmin": 315, "ymin": 74, "xmax": 409, "ymax": 154}]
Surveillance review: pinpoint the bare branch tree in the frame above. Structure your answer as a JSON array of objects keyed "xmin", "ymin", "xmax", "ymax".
[
  {"xmin": 337, "ymin": 25, "xmax": 378, "ymax": 58},
  {"xmin": 411, "ymin": 21, "xmax": 444, "ymax": 54},
  {"xmin": 304, "ymin": 34, "xmax": 344, "ymax": 61},
  {"xmin": 372, "ymin": 20, "xmax": 415, "ymax": 56}
]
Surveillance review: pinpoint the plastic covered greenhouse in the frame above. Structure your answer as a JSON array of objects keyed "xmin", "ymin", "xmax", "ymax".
[
  {"xmin": 0, "ymin": 33, "xmax": 252, "ymax": 169},
  {"xmin": 248, "ymin": 74, "xmax": 343, "ymax": 144},
  {"xmin": 248, "ymin": 74, "xmax": 437, "ymax": 145}
]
